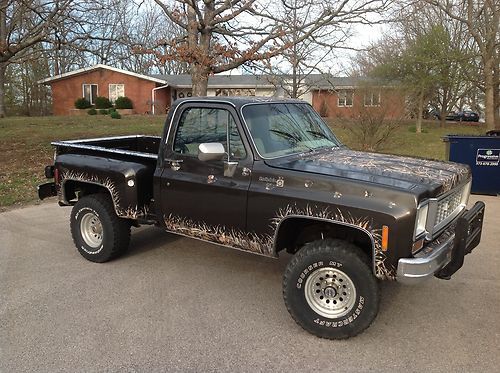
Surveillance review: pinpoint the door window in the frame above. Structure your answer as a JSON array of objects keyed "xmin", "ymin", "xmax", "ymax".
[{"xmin": 174, "ymin": 107, "xmax": 246, "ymax": 159}]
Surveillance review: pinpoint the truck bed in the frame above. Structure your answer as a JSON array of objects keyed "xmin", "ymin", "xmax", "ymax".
[{"xmin": 52, "ymin": 135, "xmax": 160, "ymax": 160}]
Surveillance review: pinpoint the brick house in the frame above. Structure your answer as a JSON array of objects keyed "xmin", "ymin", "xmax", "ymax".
[
  {"xmin": 38, "ymin": 65, "xmax": 171, "ymax": 116},
  {"xmin": 39, "ymin": 64, "xmax": 405, "ymax": 118},
  {"xmin": 311, "ymin": 78, "xmax": 406, "ymax": 119}
]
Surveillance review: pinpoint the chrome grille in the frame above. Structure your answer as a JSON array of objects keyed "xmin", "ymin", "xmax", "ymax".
[{"xmin": 434, "ymin": 185, "xmax": 465, "ymax": 227}]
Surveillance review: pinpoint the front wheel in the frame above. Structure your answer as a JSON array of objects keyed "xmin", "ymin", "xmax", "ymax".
[
  {"xmin": 283, "ymin": 239, "xmax": 379, "ymax": 339},
  {"xmin": 70, "ymin": 194, "xmax": 131, "ymax": 262}
]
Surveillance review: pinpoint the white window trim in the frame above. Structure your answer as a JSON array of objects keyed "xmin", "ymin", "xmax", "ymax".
[
  {"xmin": 364, "ymin": 91, "xmax": 381, "ymax": 107},
  {"xmin": 82, "ymin": 84, "xmax": 98, "ymax": 105},
  {"xmin": 338, "ymin": 90, "xmax": 354, "ymax": 107}
]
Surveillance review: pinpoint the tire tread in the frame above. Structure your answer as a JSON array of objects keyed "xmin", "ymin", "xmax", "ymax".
[
  {"xmin": 70, "ymin": 193, "xmax": 130, "ymax": 262},
  {"xmin": 283, "ymin": 239, "xmax": 379, "ymax": 339}
]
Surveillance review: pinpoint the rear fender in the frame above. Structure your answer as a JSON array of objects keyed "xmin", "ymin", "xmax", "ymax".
[{"xmin": 56, "ymin": 153, "xmax": 153, "ymax": 219}]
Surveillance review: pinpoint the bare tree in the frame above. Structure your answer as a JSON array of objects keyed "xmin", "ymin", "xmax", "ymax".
[
  {"xmin": 125, "ymin": 2, "xmax": 190, "ymax": 75},
  {"xmin": 424, "ymin": 0, "xmax": 500, "ymax": 130},
  {"xmin": 0, "ymin": 0, "xmax": 79, "ymax": 117},
  {"xmin": 151, "ymin": 0, "xmax": 390, "ymax": 96},
  {"xmin": 249, "ymin": 0, "xmax": 353, "ymax": 99},
  {"xmin": 357, "ymin": 1, "xmax": 487, "ymax": 131},
  {"xmin": 333, "ymin": 84, "xmax": 403, "ymax": 151}
]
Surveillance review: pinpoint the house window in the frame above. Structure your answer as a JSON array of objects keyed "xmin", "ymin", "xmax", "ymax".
[
  {"xmin": 364, "ymin": 91, "xmax": 381, "ymax": 107},
  {"xmin": 83, "ymin": 84, "xmax": 98, "ymax": 104},
  {"xmin": 109, "ymin": 84, "xmax": 125, "ymax": 103},
  {"xmin": 338, "ymin": 90, "xmax": 353, "ymax": 107}
]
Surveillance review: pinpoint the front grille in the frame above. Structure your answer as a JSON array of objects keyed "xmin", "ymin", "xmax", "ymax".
[{"xmin": 435, "ymin": 186, "xmax": 464, "ymax": 226}]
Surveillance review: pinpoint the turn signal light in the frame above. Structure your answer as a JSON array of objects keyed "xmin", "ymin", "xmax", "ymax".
[{"xmin": 381, "ymin": 225, "xmax": 389, "ymax": 251}]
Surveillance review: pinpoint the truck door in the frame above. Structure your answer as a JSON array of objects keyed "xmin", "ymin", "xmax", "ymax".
[{"xmin": 159, "ymin": 102, "xmax": 253, "ymax": 237}]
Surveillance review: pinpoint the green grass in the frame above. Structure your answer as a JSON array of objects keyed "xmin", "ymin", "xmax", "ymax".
[
  {"xmin": 329, "ymin": 119, "xmax": 484, "ymax": 160},
  {"xmin": 0, "ymin": 114, "xmax": 487, "ymax": 209},
  {"xmin": 0, "ymin": 115, "xmax": 165, "ymax": 210}
]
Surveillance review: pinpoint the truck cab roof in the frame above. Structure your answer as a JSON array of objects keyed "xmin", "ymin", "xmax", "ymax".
[{"xmin": 173, "ymin": 96, "xmax": 306, "ymax": 109}]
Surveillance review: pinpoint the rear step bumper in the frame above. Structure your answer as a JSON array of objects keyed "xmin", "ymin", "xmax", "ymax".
[{"xmin": 38, "ymin": 182, "xmax": 57, "ymax": 200}]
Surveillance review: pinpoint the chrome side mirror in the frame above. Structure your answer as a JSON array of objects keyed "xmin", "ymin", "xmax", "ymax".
[{"xmin": 198, "ymin": 142, "xmax": 225, "ymax": 161}]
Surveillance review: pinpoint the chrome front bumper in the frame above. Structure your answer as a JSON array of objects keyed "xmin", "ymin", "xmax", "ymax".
[{"xmin": 397, "ymin": 201, "xmax": 485, "ymax": 284}]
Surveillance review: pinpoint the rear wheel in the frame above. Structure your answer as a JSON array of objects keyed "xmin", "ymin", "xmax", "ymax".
[
  {"xmin": 283, "ymin": 239, "xmax": 379, "ymax": 339},
  {"xmin": 70, "ymin": 194, "xmax": 130, "ymax": 262}
]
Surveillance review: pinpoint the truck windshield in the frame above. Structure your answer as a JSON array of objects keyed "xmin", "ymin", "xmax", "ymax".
[{"xmin": 242, "ymin": 103, "xmax": 340, "ymax": 158}]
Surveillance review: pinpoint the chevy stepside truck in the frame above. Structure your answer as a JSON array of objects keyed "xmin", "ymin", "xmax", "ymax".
[{"xmin": 39, "ymin": 97, "xmax": 485, "ymax": 339}]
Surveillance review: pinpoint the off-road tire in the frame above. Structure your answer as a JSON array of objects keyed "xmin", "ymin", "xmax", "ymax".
[
  {"xmin": 70, "ymin": 194, "xmax": 131, "ymax": 262},
  {"xmin": 283, "ymin": 239, "xmax": 379, "ymax": 339}
]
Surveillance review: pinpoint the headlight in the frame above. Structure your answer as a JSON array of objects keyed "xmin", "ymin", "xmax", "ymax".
[
  {"xmin": 461, "ymin": 180, "xmax": 471, "ymax": 206},
  {"xmin": 414, "ymin": 203, "xmax": 429, "ymax": 237}
]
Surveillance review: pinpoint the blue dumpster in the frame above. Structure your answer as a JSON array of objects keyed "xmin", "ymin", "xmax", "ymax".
[{"xmin": 443, "ymin": 134, "xmax": 500, "ymax": 195}]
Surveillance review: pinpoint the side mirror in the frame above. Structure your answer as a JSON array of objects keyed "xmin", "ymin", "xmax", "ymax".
[{"xmin": 198, "ymin": 142, "xmax": 226, "ymax": 161}]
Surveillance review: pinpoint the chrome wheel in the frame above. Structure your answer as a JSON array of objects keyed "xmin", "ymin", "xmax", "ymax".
[
  {"xmin": 80, "ymin": 212, "xmax": 103, "ymax": 250},
  {"xmin": 304, "ymin": 267, "xmax": 356, "ymax": 318}
]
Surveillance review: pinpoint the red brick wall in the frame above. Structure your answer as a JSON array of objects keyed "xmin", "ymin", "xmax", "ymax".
[
  {"xmin": 153, "ymin": 87, "xmax": 171, "ymax": 115},
  {"xmin": 312, "ymin": 88, "xmax": 405, "ymax": 119},
  {"xmin": 49, "ymin": 68, "xmax": 170, "ymax": 115}
]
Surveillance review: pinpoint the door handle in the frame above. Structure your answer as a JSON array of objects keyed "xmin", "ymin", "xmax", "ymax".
[
  {"xmin": 207, "ymin": 175, "xmax": 217, "ymax": 184},
  {"xmin": 242, "ymin": 167, "xmax": 252, "ymax": 177}
]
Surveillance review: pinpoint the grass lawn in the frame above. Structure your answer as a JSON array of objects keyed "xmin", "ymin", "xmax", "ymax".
[
  {"xmin": 0, "ymin": 114, "xmax": 486, "ymax": 209},
  {"xmin": 328, "ymin": 119, "xmax": 485, "ymax": 160}
]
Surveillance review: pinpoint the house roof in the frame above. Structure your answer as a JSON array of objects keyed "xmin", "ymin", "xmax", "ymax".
[
  {"xmin": 150, "ymin": 73, "xmax": 358, "ymax": 90},
  {"xmin": 37, "ymin": 64, "xmax": 167, "ymax": 84},
  {"xmin": 38, "ymin": 63, "xmax": 361, "ymax": 90},
  {"xmin": 150, "ymin": 74, "xmax": 276, "ymax": 89}
]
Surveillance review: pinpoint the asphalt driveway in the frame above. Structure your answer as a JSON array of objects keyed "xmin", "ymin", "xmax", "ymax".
[{"xmin": 1, "ymin": 195, "xmax": 499, "ymax": 372}]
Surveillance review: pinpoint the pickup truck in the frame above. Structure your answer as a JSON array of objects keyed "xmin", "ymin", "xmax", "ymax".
[{"xmin": 39, "ymin": 97, "xmax": 485, "ymax": 339}]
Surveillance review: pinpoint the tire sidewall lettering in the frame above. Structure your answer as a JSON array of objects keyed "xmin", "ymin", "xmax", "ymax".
[
  {"xmin": 296, "ymin": 260, "xmax": 342, "ymax": 289},
  {"xmin": 75, "ymin": 207, "xmax": 100, "ymax": 221},
  {"xmin": 313, "ymin": 296, "xmax": 365, "ymax": 328},
  {"xmin": 75, "ymin": 207, "xmax": 103, "ymax": 255},
  {"xmin": 295, "ymin": 259, "xmax": 366, "ymax": 327}
]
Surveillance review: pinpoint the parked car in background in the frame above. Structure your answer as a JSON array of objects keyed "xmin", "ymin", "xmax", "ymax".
[
  {"xmin": 445, "ymin": 112, "xmax": 457, "ymax": 121},
  {"xmin": 446, "ymin": 110, "xmax": 480, "ymax": 122}
]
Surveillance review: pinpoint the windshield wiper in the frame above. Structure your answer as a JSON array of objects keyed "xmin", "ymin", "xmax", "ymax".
[
  {"xmin": 306, "ymin": 130, "xmax": 330, "ymax": 140},
  {"xmin": 269, "ymin": 129, "xmax": 301, "ymax": 142},
  {"xmin": 269, "ymin": 129, "xmax": 315, "ymax": 153}
]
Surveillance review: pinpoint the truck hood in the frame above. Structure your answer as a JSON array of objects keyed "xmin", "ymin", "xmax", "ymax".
[{"xmin": 265, "ymin": 148, "xmax": 471, "ymax": 196}]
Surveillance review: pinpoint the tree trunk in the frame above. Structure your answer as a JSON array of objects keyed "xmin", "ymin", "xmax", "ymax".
[
  {"xmin": 186, "ymin": 2, "xmax": 211, "ymax": 97},
  {"xmin": 416, "ymin": 89, "xmax": 424, "ymax": 133},
  {"xmin": 439, "ymin": 88, "xmax": 449, "ymax": 128},
  {"xmin": 494, "ymin": 61, "xmax": 499, "ymax": 129},
  {"xmin": 0, "ymin": 1, "xmax": 6, "ymax": 118},
  {"xmin": 439, "ymin": 108, "xmax": 446, "ymax": 128},
  {"xmin": 483, "ymin": 57, "xmax": 495, "ymax": 131},
  {"xmin": 192, "ymin": 65, "xmax": 209, "ymax": 96},
  {"xmin": 0, "ymin": 62, "xmax": 6, "ymax": 118}
]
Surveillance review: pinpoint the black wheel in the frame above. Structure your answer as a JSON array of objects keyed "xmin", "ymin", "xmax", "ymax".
[
  {"xmin": 70, "ymin": 194, "xmax": 131, "ymax": 263},
  {"xmin": 283, "ymin": 239, "xmax": 379, "ymax": 339}
]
